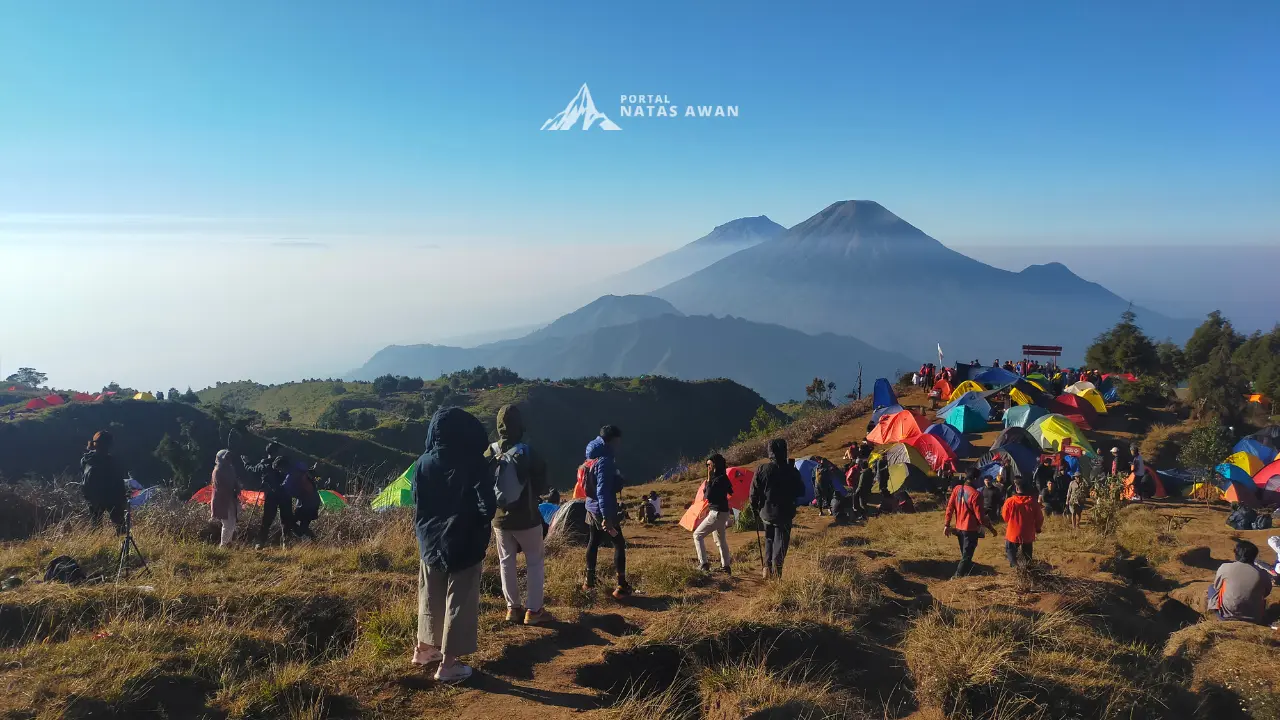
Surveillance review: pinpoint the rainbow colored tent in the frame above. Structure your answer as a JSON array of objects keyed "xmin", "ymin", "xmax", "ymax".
[
  {"xmin": 372, "ymin": 465, "xmax": 415, "ymax": 510},
  {"xmin": 1233, "ymin": 439, "xmax": 1277, "ymax": 466},
  {"xmin": 1223, "ymin": 451, "xmax": 1264, "ymax": 478}
]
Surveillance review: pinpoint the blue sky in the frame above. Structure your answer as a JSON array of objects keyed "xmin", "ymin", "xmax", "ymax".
[{"xmin": 1, "ymin": 1, "xmax": 1277, "ymax": 390}]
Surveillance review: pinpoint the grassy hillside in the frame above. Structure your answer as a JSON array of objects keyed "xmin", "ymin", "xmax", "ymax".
[{"xmin": 198, "ymin": 380, "xmax": 375, "ymax": 427}]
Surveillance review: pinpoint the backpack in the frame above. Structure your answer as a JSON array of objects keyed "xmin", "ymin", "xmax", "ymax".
[
  {"xmin": 44, "ymin": 555, "xmax": 85, "ymax": 584},
  {"xmin": 1226, "ymin": 507, "xmax": 1258, "ymax": 531},
  {"xmin": 491, "ymin": 442, "xmax": 528, "ymax": 508},
  {"xmin": 573, "ymin": 459, "xmax": 599, "ymax": 500},
  {"xmin": 1253, "ymin": 514, "xmax": 1273, "ymax": 531}
]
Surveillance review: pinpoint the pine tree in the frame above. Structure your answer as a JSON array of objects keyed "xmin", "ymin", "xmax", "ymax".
[{"xmin": 1188, "ymin": 337, "xmax": 1248, "ymax": 423}]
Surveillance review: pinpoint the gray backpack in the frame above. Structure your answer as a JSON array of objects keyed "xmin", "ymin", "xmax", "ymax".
[{"xmin": 491, "ymin": 442, "xmax": 528, "ymax": 508}]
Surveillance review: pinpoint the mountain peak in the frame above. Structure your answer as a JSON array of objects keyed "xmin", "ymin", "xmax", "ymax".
[
  {"xmin": 783, "ymin": 200, "xmax": 942, "ymax": 253},
  {"xmin": 691, "ymin": 215, "xmax": 785, "ymax": 247}
]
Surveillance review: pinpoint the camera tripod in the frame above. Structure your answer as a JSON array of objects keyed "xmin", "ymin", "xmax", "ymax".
[{"xmin": 116, "ymin": 504, "xmax": 151, "ymax": 582}]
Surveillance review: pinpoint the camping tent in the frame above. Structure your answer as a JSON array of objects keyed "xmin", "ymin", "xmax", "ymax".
[
  {"xmin": 43, "ymin": 394, "xmax": 65, "ymax": 406},
  {"xmin": 725, "ymin": 467, "xmax": 755, "ymax": 510},
  {"xmin": 973, "ymin": 366, "xmax": 1020, "ymax": 387},
  {"xmin": 1252, "ymin": 426, "xmax": 1280, "ymax": 449},
  {"xmin": 944, "ymin": 405, "xmax": 988, "ymax": 433},
  {"xmin": 1067, "ymin": 381, "xmax": 1097, "ymax": 394},
  {"xmin": 925, "ymin": 423, "xmax": 972, "ymax": 456},
  {"xmin": 1234, "ymin": 438, "xmax": 1278, "ymax": 465},
  {"xmin": 372, "ymin": 465, "xmax": 415, "ymax": 510},
  {"xmin": 1214, "ymin": 463, "xmax": 1260, "ymax": 508},
  {"xmin": 1223, "ymin": 451, "xmax": 1264, "ymax": 477},
  {"xmin": 1009, "ymin": 379, "xmax": 1053, "ymax": 407},
  {"xmin": 133, "ymin": 392, "xmax": 156, "ymax": 401},
  {"xmin": 1028, "ymin": 414, "xmax": 1094, "ymax": 455},
  {"xmin": 872, "ymin": 404, "xmax": 904, "ymax": 425},
  {"xmin": 867, "ymin": 409, "xmax": 927, "ymax": 445},
  {"xmin": 24, "ymin": 398, "xmax": 48, "ymax": 411},
  {"xmin": 907, "ymin": 432, "xmax": 957, "ymax": 473},
  {"xmin": 539, "ymin": 502, "xmax": 559, "ymax": 525},
  {"xmin": 1261, "ymin": 476, "xmax": 1280, "ymax": 506},
  {"xmin": 547, "ymin": 499, "xmax": 591, "ymax": 544},
  {"xmin": 189, "ymin": 485, "xmax": 265, "ymax": 506},
  {"xmin": 992, "ymin": 427, "xmax": 1042, "ymax": 454},
  {"xmin": 949, "ymin": 381, "xmax": 986, "ymax": 402},
  {"xmin": 872, "ymin": 378, "xmax": 897, "ymax": 409},
  {"xmin": 1255, "ymin": 459, "xmax": 1280, "ymax": 488},
  {"xmin": 936, "ymin": 392, "xmax": 992, "ymax": 421},
  {"xmin": 932, "ymin": 378, "xmax": 954, "ymax": 401},
  {"xmin": 1050, "ymin": 394, "xmax": 1098, "ymax": 430},
  {"xmin": 318, "ymin": 490, "xmax": 348, "ymax": 511},
  {"xmin": 876, "ymin": 443, "xmax": 935, "ymax": 476},
  {"xmin": 978, "ymin": 444, "xmax": 1039, "ymax": 480},
  {"xmin": 72, "ymin": 392, "xmax": 96, "ymax": 402},
  {"xmin": 1156, "ymin": 469, "xmax": 1194, "ymax": 497},
  {"xmin": 793, "ymin": 458, "xmax": 818, "ymax": 506},
  {"xmin": 1003, "ymin": 404, "xmax": 1048, "ymax": 429},
  {"xmin": 870, "ymin": 444, "xmax": 935, "ymax": 494},
  {"xmin": 1071, "ymin": 387, "xmax": 1107, "ymax": 414}
]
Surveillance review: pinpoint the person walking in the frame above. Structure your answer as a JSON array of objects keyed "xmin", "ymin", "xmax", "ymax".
[
  {"xmin": 944, "ymin": 469, "xmax": 996, "ymax": 578},
  {"xmin": 815, "ymin": 458, "xmax": 835, "ymax": 517},
  {"xmin": 583, "ymin": 425, "xmax": 632, "ymax": 599},
  {"xmin": 412, "ymin": 407, "xmax": 495, "ymax": 684},
  {"xmin": 1001, "ymin": 480, "xmax": 1044, "ymax": 568},
  {"xmin": 80, "ymin": 430, "xmax": 127, "ymax": 533},
  {"xmin": 1065, "ymin": 474, "xmax": 1087, "ymax": 530},
  {"xmin": 247, "ymin": 442, "xmax": 297, "ymax": 549},
  {"xmin": 485, "ymin": 404, "xmax": 553, "ymax": 626},
  {"xmin": 210, "ymin": 449, "xmax": 241, "ymax": 547},
  {"xmin": 693, "ymin": 454, "xmax": 734, "ymax": 574},
  {"xmin": 750, "ymin": 438, "xmax": 804, "ymax": 579}
]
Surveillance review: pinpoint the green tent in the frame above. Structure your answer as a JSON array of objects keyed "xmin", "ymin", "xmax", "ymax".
[
  {"xmin": 319, "ymin": 489, "xmax": 348, "ymax": 511},
  {"xmin": 945, "ymin": 405, "xmax": 988, "ymax": 434},
  {"xmin": 372, "ymin": 465, "xmax": 415, "ymax": 510}
]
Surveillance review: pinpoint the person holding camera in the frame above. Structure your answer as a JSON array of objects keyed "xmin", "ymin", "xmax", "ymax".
[
  {"xmin": 245, "ymin": 442, "xmax": 297, "ymax": 548},
  {"xmin": 81, "ymin": 430, "xmax": 127, "ymax": 533}
]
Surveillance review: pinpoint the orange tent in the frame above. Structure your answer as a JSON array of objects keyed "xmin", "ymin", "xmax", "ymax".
[
  {"xmin": 1122, "ymin": 467, "xmax": 1166, "ymax": 500},
  {"xmin": 190, "ymin": 485, "xmax": 266, "ymax": 507},
  {"xmin": 932, "ymin": 378, "xmax": 953, "ymax": 400},
  {"xmin": 1223, "ymin": 481, "xmax": 1261, "ymax": 509},
  {"xmin": 867, "ymin": 409, "xmax": 927, "ymax": 445},
  {"xmin": 907, "ymin": 432, "xmax": 957, "ymax": 472}
]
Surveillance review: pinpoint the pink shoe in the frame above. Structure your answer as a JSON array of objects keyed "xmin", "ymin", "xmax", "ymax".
[{"xmin": 412, "ymin": 644, "xmax": 443, "ymax": 666}]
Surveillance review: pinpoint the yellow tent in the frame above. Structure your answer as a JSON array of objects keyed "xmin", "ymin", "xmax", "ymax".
[
  {"xmin": 1067, "ymin": 381, "xmax": 1097, "ymax": 393},
  {"xmin": 1224, "ymin": 451, "xmax": 1264, "ymax": 477},
  {"xmin": 1027, "ymin": 379, "xmax": 1048, "ymax": 393},
  {"xmin": 949, "ymin": 380, "xmax": 985, "ymax": 402},
  {"xmin": 1010, "ymin": 388, "xmax": 1035, "ymax": 406},
  {"xmin": 133, "ymin": 392, "xmax": 156, "ymax": 401},
  {"xmin": 1029, "ymin": 414, "xmax": 1095, "ymax": 455},
  {"xmin": 1075, "ymin": 387, "xmax": 1107, "ymax": 414}
]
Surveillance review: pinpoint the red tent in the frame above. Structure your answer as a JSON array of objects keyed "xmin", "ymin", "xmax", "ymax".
[
  {"xmin": 43, "ymin": 394, "xmax": 65, "ymax": 406},
  {"xmin": 1255, "ymin": 459, "xmax": 1280, "ymax": 489},
  {"xmin": 867, "ymin": 409, "xmax": 928, "ymax": 445},
  {"xmin": 24, "ymin": 398, "xmax": 48, "ymax": 411},
  {"xmin": 190, "ymin": 485, "xmax": 266, "ymax": 507},
  {"xmin": 1051, "ymin": 394, "xmax": 1098, "ymax": 430},
  {"xmin": 908, "ymin": 432, "xmax": 958, "ymax": 473},
  {"xmin": 72, "ymin": 392, "xmax": 96, "ymax": 402},
  {"xmin": 725, "ymin": 467, "xmax": 754, "ymax": 511}
]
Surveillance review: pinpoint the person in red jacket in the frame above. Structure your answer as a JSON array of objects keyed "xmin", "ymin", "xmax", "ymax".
[
  {"xmin": 944, "ymin": 469, "xmax": 997, "ymax": 578},
  {"xmin": 1001, "ymin": 480, "xmax": 1044, "ymax": 568}
]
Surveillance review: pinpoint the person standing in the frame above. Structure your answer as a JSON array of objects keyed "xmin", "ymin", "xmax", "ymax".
[
  {"xmin": 945, "ymin": 470, "xmax": 997, "ymax": 578},
  {"xmin": 1209, "ymin": 541, "xmax": 1273, "ymax": 625},
  {"xmin": 1001, "ymin": 480, "xmax": 1044, "ymax": 568},
  {"xmin": 750, "ymin": 438, "xmax": 804, "ymax": 579},
  {"xmin": 1129, "ymin": 444, "xmax": 1148, "ymax": 497},
  {"xmin": 283, "ymin": 459, "xmax": 321, "ymax": 539},
  {"xmin": 247, "ymin": 442, "xmax": 296, "ymax": 549},
  {"xmin": 815, "ymin": 459, "xmax": 835, "ymax": 517},
  {"xmin": 1065, "ymin": 474, "xmax": 1087, "ymax": 530},
  {"xmin": 412, "ymin": 407, "xmax": 495, "ymax": 684},
  {"xmin": 853, "ymin": 444, "xmax": 875, "ymax": 521},
  {"xmin": 485, "ymin": 405, "xmax": 553, "ymax": 626},
  {"xmin": 583, "ymin": 425, "xmax": 632, "ymax": 599},
  {"xmin": 210, "ymin": 449, "xmax": 241, "ymax": 547},
  {"xmin": 80, "ymin": 431, "xmax": 127, "ymax": 533},
  {"xmin": 693, "ymin": 454, "xmax": 734, "ymax": 574}
]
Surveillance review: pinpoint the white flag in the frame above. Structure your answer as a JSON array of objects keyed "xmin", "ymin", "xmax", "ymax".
[{"xmin": 937, "ymin": 343, "xmax": 944, "ymax": 364}]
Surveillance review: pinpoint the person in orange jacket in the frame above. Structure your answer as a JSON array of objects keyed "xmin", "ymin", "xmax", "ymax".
[
  {"xmin": 944, "ymin": 469, "xmax": 997, "ymax": 578},
  {"xmin": 1001, "ymin": 479, "xmax": 1044, "ymax": 568}
]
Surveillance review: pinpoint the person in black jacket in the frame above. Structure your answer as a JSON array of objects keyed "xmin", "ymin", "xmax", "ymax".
[
  {"xmin": 80, "ymin": 431, "xmax": 126, "ymax": 533},
  {"xmin": 750, "ymin": 438, "xmax": 804, "ymax": 579},
  {"xmin": 693, "ymin": 453, "xmax": 734, "ymax": 574},
  {"xmin": 853, "ymin": 443, "xmax": 876, "ymax": 521},
  {"xmin": 412, "ymin": 407, "xmax": 495, "ymax": 684},
  {"xmin": 814, "ymin": 457, "xmax": 835, "ymax": 516},
  {"xmin": 245, "ymin": 442, "xmax": 297, "ymax": 549}
]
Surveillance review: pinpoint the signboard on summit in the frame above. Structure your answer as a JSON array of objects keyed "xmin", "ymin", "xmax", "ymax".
[{"xmin": 1022, "ymin": 345, "xmax": 1062, "ymax": 358}]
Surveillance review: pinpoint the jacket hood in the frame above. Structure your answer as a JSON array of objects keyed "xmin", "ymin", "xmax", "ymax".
[
  {"xmin": 1008, "ymin": 494, "xmax": 1036, "ymax": 506},
  {"xmin": 425, "ymin": 407, "xmax": 489, "ymax": 458},
  {"xmin": 496, "ymin": 404, "xmax": 524, "ymax": 443},
  {"xmin": 586, "ymin": 435, "xmax": 613, "ymax": 461},
  {"xmin": 767, "ymin": 438, "xmax": 788, "ymax": 464}
]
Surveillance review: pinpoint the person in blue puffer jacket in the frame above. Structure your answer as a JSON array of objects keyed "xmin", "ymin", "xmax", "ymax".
[{"xmin": 582, "ymin": 425, "xmax": 632, "ymax": 599}]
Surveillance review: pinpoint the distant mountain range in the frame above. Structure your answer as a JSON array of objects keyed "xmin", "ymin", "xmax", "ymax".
[
  {"xmin": 349, "ymin": 295, "xmax": 913, "ymax": 402},
  {"xmin": 654, "ymin": 200, "xmax": 1195, "ymax": 362}
]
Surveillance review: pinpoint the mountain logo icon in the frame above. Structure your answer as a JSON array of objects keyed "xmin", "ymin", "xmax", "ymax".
[{"xmin": 541, "ymin": 84, "xmax": 621, "ymax": 131}]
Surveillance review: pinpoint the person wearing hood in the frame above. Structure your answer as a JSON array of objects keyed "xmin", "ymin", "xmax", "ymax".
[
  {"xmin": 80, "ymin": 430, "xmax": 126, "ymax": 533},
  {"xmin": 411, "ymin": 407, "xmax": 495, "ymax": 684},
  {"xmin": 246, "ymin": 442, "xmax": 297, "ymax": 549},
  {"xmin": 750, "ymin": 438, "xmax": 804, "ymax": 579},
  {"xmin": 583, "ymin": 425, "xmax": 632, "ymax": 599},
  {"xmin": 282, "ymin": 458, "xmax": 321, "ymax": 539},
  {"xmin": 853, "ymin": 444, "xmax": 876, "ymax": 521},
  {"xmin": 1001, "ymin": 479, "xmax": 1044, "ymax": 568},
  {"xmin": 693, "ymin": 454, "xmax": 734, "ymax": 574},
  {"xmin": 211, "ymin": 449, "xmax": 241, "ymax": 547},
  {"xmin": 484, "ymin": 404, "xmax": 552, "ymax": 626}
]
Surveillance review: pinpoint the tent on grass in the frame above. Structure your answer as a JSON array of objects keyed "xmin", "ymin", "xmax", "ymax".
[
  {"xmin": 1222, "ymin": 451, "xmax": 1263, "ymax": 477},
  {"xmin": 1255, "ymin": 459, "xmax": 1280, "ymax": 488},
  {"xmin": 925, "ymin": 422, "xmax": 972, "ymax": 456},
  {"xmin": 872, "ymin": 378, "xmax": 897, "ymax": 410},
  {"xmin": 318, "ymin": 489, "xmax": 347, "ymax": 511},
  {"xmin": 992, "ymin": 427, "xmax": 1042, "ymax": 455},
  {"xmin": 979, "ymin": 444, "xmax": 1039, "ymax": 480},
  {"xmin": 936, "ymin": 392, "xmax": 992, "ymax": 421},
  {"xmin": 793, "ymin": 458, "xmax": 818, "ymax": 506},
  {"xmin": 1028, "ymin": 414, "xmax": 1094, "ymax": 455},
  {"xmin": 872, "ymin": 404, "xmax": 904, "ymax": 425},
  {"xmin": 1252, "ymin": 426, "xmax": 1280, "ymax": 449},
  {"xmin": 1072, "ymin": 387, "xmax": 1108, "ymax": 414},
  {"xmin": 973, "ymin": 366, "xmax": 1020, "ymax": 387},
  {"xmin": 1234, "ymin": 439, "xmax": 1278, "ymax": 465},
  {"xmin": 132, "ymin": 392, "xmax": 155, "ymax": 401},
  {"xmin": 944, "ymin": 404, "xmax": 988, "ymax": 434},
  {"xmin": 1215, "ymin": 463, "xmax": 1261, "ymax": 508},
  {"xmin": 189, "ymin": 485, "xmax": 265, "ymax": 506},
  {"xmin": 875, "ymin": 443, "xmax": 935, "ymax": 476},
  {"xmin": 539, "ymin": 502, "xmax": 560, "ymax": 525},
  {"xmin": 949, "ymin": 381, "xmax": 986, "ymax": 402},
  {"xmin": 1003, "ymin": 404, "xmax": 1048, "ymax": 429},
  {"xmin": 680, "ymin": 486, "xmax": 711, "ymax": 531},
  {"xmin": 907, "ymin": 432, "xmax": 957, "ymax": 473},
  {"xmin": 725, "ymin": 467, "xmax": 755, "ymax": 509},
  {"xmin": 1008, "ymin": 379, "xmax": 1054, "ymax": 407},
  {"xmin": 867, "ymin": 409, "xmax": 928, "ymax": 445},
  {"xmin": 1067, "ymin": 381, "xmax": 1097, "ymax": 394},
  {"xmin": 24, "ymin": 398, "xmax": 48, "ymax": 411},
  {"xmin": 1156, "ymin": 469, "xmax": 1194, "ymax": 497},
  {"xmin": 548, "ymin": 499, "xmax": 591, "ymax": 544},
  {"xmin": 1050, "ymin": 394, "xmax": 1099, "ymax": 430},
  {"xmin": 886, "ymin": 462, "xmax": 934, "ymax": 494},
  {"xmin": 42, "ymin": 394, "xmax": 64, "ymax": 406},
  {"xmin": 1261, "ymin": 475, "xmax": 1280, "ymax": 506},
  {"xmin": 72, "ymin": 392, "xmax": 96, "ymax": 402},
  {"xmin": 372, "ymin": 465, "xmax": 415, "ymax": 510}
]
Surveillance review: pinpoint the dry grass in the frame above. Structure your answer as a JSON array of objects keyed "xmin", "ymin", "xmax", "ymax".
[
  {"xmin": 1164, "ymin": 621, "xmax": 1280, "ymax": 720},
  {"xmin": 753, "ymin": 550, "xmax": 881, "ymax": 624},
  {"xmin": 699, "ymin": 654, "xmax": 854, "ymax": 719},
  {"xmin": 1139, "ymin": 423, "xmax": 1192, "ymax": 469}
]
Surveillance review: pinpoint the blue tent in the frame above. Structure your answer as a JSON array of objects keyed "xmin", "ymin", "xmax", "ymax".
[
  {"xmin": 873, "ymin": 378, "xmax": 897, "ymax": 409},
  {"xmin": 1214, "ymin": 462, "xmax": 1255, "ymax": 490},
  {"xmin": 1157, "ymin": 469, "xmax": 1195, "ymax": 497},
  {"xmin": 1233, "ymin": 438, "xmax": 1278, "ymax": 465},
  {"xmin": 973, "ymin": 366, "xmax": 1020, "ymax": 387},
  {"xmin": 872, "ymin": 404, "xmax": 904, "ymax": 424},
  {"xmin": 979, "ymin": 444, "xmax": 1039, "ymax": 479},
  {"xmin": 945, "ymin": 404, "xmax": 989, "ymax": 433},
  {"xmin": 926, "ymin": 423, "xmax": 973, "ymax": 456},
  {"xmin": 539, "ymin": 502, "xmax": 559, "ymax": 525},
  {"xmin": 937, "ymin": 392, "xmax": 991, "ymax": 421},
  {"xmin": 793, "ymin": 458, "xmax": 817, "ymax": 506},
  {"xmin": 1003, "ymin": 405, "xmax": 1048, "ymax": 429}
]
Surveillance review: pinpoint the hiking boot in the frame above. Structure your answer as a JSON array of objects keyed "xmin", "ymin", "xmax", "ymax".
[
  {"xmin": 524, "ymin": 608, "xmax": 556, "ymax": 626},
  {"xmin": 611, "ymin": 583, "xmax": 633, "ymax": 599},
  {"xmin": 720, "ymin": 565, "xmax": 732, "ymax": 576},
  {"xmin": 699, "ymin": 562, "xmax": 711, "ymax": 573},
  {"xmin": 434, "ymin": 662, "xmax": 474, "ymax": 684},
  {"xmin": 505, "ymin": 606, "xmax": 525, "ymax": 623},
  {"xmin": 411, "ymin": 644, "xmax": 442, "ymax": 666}
]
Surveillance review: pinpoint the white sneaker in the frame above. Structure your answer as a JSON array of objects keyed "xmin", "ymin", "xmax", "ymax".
[
  {"xmin": 412, "ymin": 645, "xmax": 443, "ymax": 666},
  {"xmin": 434, "ymin": 662, "xmax": 474, "ymax": 684}
]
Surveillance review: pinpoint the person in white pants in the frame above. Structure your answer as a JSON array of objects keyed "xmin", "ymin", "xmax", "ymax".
[
  {"xmin": 694, "ymin": 454, "xmax": 734, "ymax": 574},
  {"xmin": 484, "ymin": 405, "xmax": 554, "ymax": 625}
]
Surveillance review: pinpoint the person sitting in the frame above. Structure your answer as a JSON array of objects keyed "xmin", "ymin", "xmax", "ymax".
[
  {"xmin": 641, "ymin": 492, "xmax": 661, "ymax": 524},
  {"xmin": 1209, "ymin": 540, "xmax": 1273, "ymax": 625}
]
